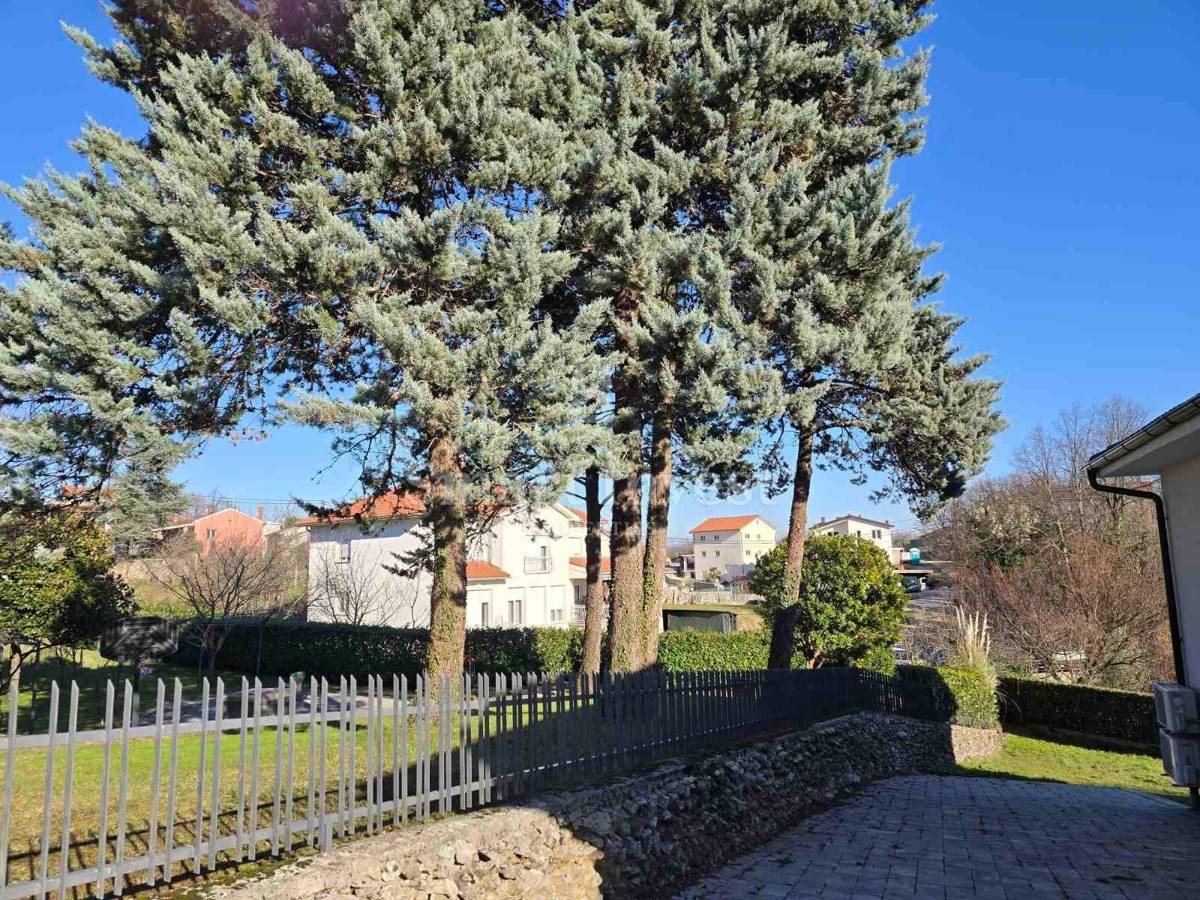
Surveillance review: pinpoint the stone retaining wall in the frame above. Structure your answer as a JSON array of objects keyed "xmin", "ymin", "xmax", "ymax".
[{"xmin": 218, "ymin": 713, "xmax": 1001, "ymax": 900}]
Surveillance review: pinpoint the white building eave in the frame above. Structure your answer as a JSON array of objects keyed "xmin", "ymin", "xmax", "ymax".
[{"xmin": 1088, "ymin": 392, "xmax": 1200, "ymax": 478}]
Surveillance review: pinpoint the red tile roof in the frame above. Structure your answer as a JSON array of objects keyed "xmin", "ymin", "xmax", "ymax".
[
  {"xmin": 565, "ymin": 506, "xmax": 587, "ymax": 523},
  {"xmin": 569, "ymin": 555, "xmax": 612, "ymax": 574},
  {"xmin": 466, "ymin": 561, "xmax": 509, "ymax": 581},
  {"xmin": 690, "ymin": 515, "xmax": 768, "ymax": 534},
  {"xmin": 294, "ymin": 491, "xmax": 426, "ymax": 526}
]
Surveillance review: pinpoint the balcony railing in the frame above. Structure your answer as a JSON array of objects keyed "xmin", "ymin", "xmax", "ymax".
[{"xmin": 524, "ymin": 555, "xmax": 551, "ymax": 574}]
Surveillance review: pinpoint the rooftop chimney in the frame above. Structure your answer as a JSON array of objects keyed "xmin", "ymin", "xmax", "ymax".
[{"xmin": 257, "ymin": 505, "xmax": 265, "ymax": 520}]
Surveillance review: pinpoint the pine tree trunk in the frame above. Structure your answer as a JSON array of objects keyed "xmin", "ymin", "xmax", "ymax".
[
  {"xmin": 767, "ymin": 426, "xmax": 815, "ymax": 669},
  {"xmin": 426, "ymin": 434, "xmax": 468, "ymax": 685},
  {"xmin": 607, "ymin": 364, "xmax": 644, "ymax": 673},
  {"xmin": 581, "ymin": 466, "xmax": 606, "ymax": 675},
  {"xmin": 640, "ymin": 409, "xmax": 672, "ymax": 667}
]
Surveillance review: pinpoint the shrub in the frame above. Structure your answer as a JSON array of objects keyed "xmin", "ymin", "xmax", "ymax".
[
  {"xmin": 0, "ymin": 511, "xmax": 134, "ymax": 690},
  {"xmin": 899, "ymin": 664, "xmax": 999, "ymax": 729},
  {"xmin": 168, "ymin": 620, "xmax": 590, "ymax": 678},
  {"xmin": 998, "ymin": 676, "xmax": 1156, "ymax": 745},
  {"xmin": 857, "ymin": 645, "xmax": 897, "ymax": 676},
  {"xmin": 656, "ymin": 631, "xmax": 771, "ymax": 672},
  {"xmin": 467, "ymin": 628, "xmax": 583, "ymax": 674},
  {"xmin": 749, "ymin": 535, "xmax": 907, "ymax": 669},
  {"xmin": 168, "ymin": 619, "xmax": 429, "ymax": 678},
  {"xmin": 166, "ymin": 619, "xmax": 825, "ymax": 677}
]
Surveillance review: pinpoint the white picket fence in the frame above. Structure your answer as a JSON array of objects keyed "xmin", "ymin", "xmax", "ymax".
[{"xmin": 0, "ymin": 667, "xmax": 929, "ymax": 899}]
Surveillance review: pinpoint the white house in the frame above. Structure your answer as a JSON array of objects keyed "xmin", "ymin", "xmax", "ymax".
[
  {"xmin": 689, "ymin": 515, "xmax": 778, "ymax": 578},
  {"xmin": 299, "ymin": 493, "xmax": 607, "ymax": 630},
  {"xmin": 811, "ymin": 514, "xmax": 900, "ymax": 565}
]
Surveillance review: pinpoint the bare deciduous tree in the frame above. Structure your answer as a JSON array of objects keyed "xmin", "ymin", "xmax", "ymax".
[
  {"xmin": 933, "ymin": 397, "xmax": 1171, "ymax": 688},
  {"xmin": 957, "ymin": 533, "xmax": 1170, "ymax": 686},
  {"xmin": 152, "ymin": 534, "xmax": 305, "ymax": 673},
  {"xmin": 307, "ymin": 552, "xmax": 420, "ymax": 627}
]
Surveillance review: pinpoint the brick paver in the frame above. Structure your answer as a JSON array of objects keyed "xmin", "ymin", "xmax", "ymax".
[{"xmin": 677, "ymin": 776, "xmax": 1200, "ymax": 899}]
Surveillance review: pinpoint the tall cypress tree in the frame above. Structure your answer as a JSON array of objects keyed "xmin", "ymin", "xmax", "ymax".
[{"xmin": 1, "ymin": 0, "xmax": 610, "ymax": 680}]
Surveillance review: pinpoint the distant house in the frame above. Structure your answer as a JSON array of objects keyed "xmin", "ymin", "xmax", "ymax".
[
  {"xmin": 156, "ymin": 506, "xmax": 281, "ymax": 553},
  {"xmin": 299, "ymin": 492, "xmax": 609, "ymax": 630},
  {"xmin": 811, "ymin": 514, "xmax": 900, "ymax": 566},
  {"xmin": 689, "ymin": 515, "xmax": 777, "ymax": 578}
]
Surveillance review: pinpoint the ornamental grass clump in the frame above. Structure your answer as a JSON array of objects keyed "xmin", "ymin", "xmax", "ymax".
[{"xmin": 952, "ymin": 605, "xmax": 998, "ymax": 691}]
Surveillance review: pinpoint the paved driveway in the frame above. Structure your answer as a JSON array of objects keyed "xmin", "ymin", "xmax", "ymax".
[{"xmin": 677, "ymin": 775, "xmax": 1200, "ymax": 899}]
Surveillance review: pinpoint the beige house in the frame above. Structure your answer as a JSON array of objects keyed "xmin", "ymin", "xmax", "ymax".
[
  {"xmin": 811, "ymin": 514, "xmax": 900, "ymax": 565},
  {"xmin": 689, "ymin": 514, "xmax": 778, "ymax": 578}
]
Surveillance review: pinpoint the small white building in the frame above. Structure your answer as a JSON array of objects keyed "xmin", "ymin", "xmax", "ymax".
[
  {"xmin": 689, "ymin": 515, "xmax": 778, "ymax": 578},
  {"xmin": 300, "ymin": 493, "xmax": 609, "ymax": 630},
  {"xmin": 811, "ymin": 514, "xmax": 899, "ymax": 565}
]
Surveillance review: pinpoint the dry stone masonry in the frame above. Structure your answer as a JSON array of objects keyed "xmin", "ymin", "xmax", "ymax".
[{"xmin": 217, "ymin": 713, "xmax": 1000, "ymax": 900}]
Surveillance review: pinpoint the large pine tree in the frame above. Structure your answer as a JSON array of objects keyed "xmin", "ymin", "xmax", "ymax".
[
  {"xmin": 544, "ymin": 0, "xmax": 789, "ymax": 671},
  {"xmin": 706, "ymin": 1, "xmax": 1004, "ymax": 667},
  {"xmin": 1, "ymin": 0, "xmax": 610, "ymax": 680}
]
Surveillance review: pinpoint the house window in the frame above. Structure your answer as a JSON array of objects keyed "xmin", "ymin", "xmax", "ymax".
[
  {"xmin": 337, "ymin": 538, "xmax": 352, "ymax": 564},
  {"xmin": 700, "ymin": 550, "xmax": 707, "ymax": 557},
  {"xmin": 205, "ymin": 527, "xmax": 216, "ymax": 541},
  {"xmin": 481, "ymin": 602, "xmax": 491, "ymax": 627},
  {"xmin": 508, "ymin": 595, "xmax": 524, "ymax": 626},
  {"xmin": 550, "ymin": 608, "xmax": 563, "ymax": 623},
  {"xmin": 524, "ymin": 544, "xmax": 551, "ymax": 574}
]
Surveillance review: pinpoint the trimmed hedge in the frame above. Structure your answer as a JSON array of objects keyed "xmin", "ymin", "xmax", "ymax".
[
  {"xmin": 656, "ymin": 631, "xmax": 771, "ymax": 672},
  {"xmin": 166, "ymin": 619, "xmax": 783, "ymax": 676},
  {"xmin": 167, "ymin": 620, "xmax": 429, "ymax": 678},
  {"xmin": 899, "ymin": 665, "xmax": 999, "ymax": 729},
  {"xmin": 467, "ymin": 627, "xmax": 583, "ymax": 674},
  {"xmin": 998, "ymin": 676, "xmax": 1156, "ymax": 746}
]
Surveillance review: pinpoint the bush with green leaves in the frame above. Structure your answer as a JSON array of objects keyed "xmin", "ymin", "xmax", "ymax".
[
  {"xmin": 998, "ymin": 676, "xmax": 1155, "ymax": 746},
  {"xmin": 656, "ymin": 631, "xmax": 772, "ymax": 672},
  {"xmin": 750, "ymin": 535, "xmax": 907, "ymax": 669},
  {"xmin": 0, "ymin": 512, "xmax": 133, "ymax": 689},
  {"xmin": 167, "ymin": 619, "xmax": 789, "ymax": 677},
  {"xmin": 899, "ymin": 664, "xmax": 999, "ymax": 729},
  {"xmin": 167, "ymin": 619, "xmax": 429, "ymax": 679},
  {"xmin": 466, "ymin": 628, "xmax": 584, "ymax": 675}
]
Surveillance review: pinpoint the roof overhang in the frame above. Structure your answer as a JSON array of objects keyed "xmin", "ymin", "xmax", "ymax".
[{"xmin": 1087, "ymin": 392, "xmax": 1200, "ymax": 478}]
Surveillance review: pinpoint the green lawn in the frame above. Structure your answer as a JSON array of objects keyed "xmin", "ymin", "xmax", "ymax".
[
  {"xmin": 1, "ymin": 679, "xmax": 571, "ymax": 893},
  {"xmin": 4, "ymin": 649, "xmax": 237, "ymax": 734},
  {"xmin": 957, "ymin": 730, "xmax": 1189, "ymax": 804}
]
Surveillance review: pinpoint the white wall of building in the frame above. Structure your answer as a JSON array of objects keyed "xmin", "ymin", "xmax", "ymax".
[
  {"xmin": 1162, "ymin": 454, "xmax": 1200, "ymax": 686},
  {"xmin": 307, "ymin": 518, "xmax": 432, "ymax": 627},
  {"xmin": 812, "ymin": 517, "xmax": 894, "ymax": 559}
]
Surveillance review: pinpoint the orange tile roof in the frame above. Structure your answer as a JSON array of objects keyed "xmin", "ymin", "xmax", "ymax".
[
  {"xmin": 569, "ymin": 555, "xmax": 612, "ymax": 574},
  {"xmin": 466, "ymin": 561, "xmax": 509, "ymax": 581},
  {"xmin": 690, "ymin": 514, "xmax": 767, "ymax": 534},
  {"xmin": 565, "ymin": 506, "xmax": 587, "ymax": 523},
  {"xmin": 294, "ymin": 491, "xmax": 426, "ymax": 526}
]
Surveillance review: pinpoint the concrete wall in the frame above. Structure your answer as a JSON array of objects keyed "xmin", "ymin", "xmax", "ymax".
[{"xmin": 1162, "ymin": 454, "xmax": 1200, "ymax": 685}]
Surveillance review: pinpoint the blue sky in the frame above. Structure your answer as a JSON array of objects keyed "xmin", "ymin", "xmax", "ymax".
[{"xmin": 2, "ymin": 2, "xmax": 1197, "ymax": 538}]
